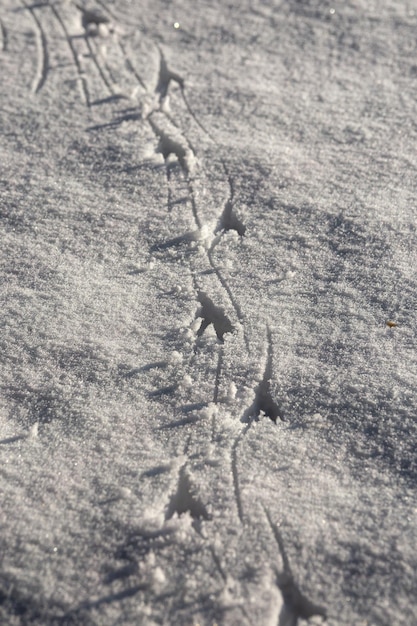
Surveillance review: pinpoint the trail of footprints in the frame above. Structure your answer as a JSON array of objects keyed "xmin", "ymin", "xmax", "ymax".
[
  {"xmin": 12, "ymin": 1, "xmax": 326, "ymax": 622},
  {"xmin": 18, "ymin": 0, "xmax": 147, "ymax": 105}
]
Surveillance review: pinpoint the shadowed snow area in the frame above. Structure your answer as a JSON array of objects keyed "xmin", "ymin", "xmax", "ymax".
[{"xmin": 1, "ymin": 0, "xmax": 417, "ymax": 624}]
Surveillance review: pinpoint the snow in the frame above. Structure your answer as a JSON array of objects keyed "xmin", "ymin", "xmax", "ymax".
[{"xmin": 1, "ymin": 0, "xmax": 417, "ymax": 624}]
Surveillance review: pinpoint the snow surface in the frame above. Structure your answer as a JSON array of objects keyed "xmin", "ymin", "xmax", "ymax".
[{"xmin": 1, "ymin": 0, "xmax": 417, "ymax": 624}]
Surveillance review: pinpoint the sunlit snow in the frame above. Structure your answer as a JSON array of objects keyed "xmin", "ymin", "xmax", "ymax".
[{"xmin": 1, "ymin": 1, "xmax": 417, "ymax": 624}]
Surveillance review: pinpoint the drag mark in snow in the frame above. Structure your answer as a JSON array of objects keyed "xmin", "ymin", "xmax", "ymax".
[
  {"xmin": 0, "ymin": 18, "xmax": 8, "ymax": 52},
  {"xmin": 213, "ymin": 347, "xmax": 223, "ymax": 406},
  {"xmin": 209, "ymin": 544, "xmax": 228, "ymax": 582},
  {"xmin": 93, "ymin": 0, "xmax": 148, "ymax": 92},
  {"xmin": 21, "ymin": 1, "xmax": 49, "ymax": 94},
  {"xmin": 49, "ymin": 3, "xmax": 90, "ymax": 106},
  {"xmin": 231, "ymin": 329, "xmax": 283, "ymax": 524},
  {"xmin": 118, "ymin": 38, "xmax": 148, "ymax": 91},
  {"xmin": 179, "ymin": 81, "xmax": 248, "ymax": 339},
  {"xmin": 54, "ymin": 2, "xmax": 119, "ymax": 105},
  {"xmin": 144, "ymin": 47, "xmax": 247, "ymax": 350},
  {"xmin": 180, "ymin": 85, "xmax": 219, "ymax": 151},
  {"xmin": 231, "ymin": 422, "xmax": 251, "ymax": 524},
  {"xmin": 263, "ymin": 507, "xmax": 327, "ymax": 625},
  {"xmin": 207, "ymin": 247, "xmax": 249, "ymax": 350},
  {"xmin": 82, "ymin": 31, "xmax": 115, "ymax": 96},
  {"xmin": 181, "ymin": 87, "xmax": 246, "ymax": 238},
  {"xmin": 211, "ymin": 346, "xmax": 223, "ymax": 439},
  {"xmin": 180, "ymin": 91, "xmax": 249, "ymax": 348},
  {"xmin": 146, "ymin": 109, "xmax": 199, "ymax": 225},
  {"xmin": 76, "ymin": 1, "xmax": 148, "ymax": 100}
]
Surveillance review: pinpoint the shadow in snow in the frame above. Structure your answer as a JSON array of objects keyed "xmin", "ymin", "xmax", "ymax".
[
  {"xmin": 166, "ymin": 467, "xmax": 211, "ymax": 525},
  {"xmin": 196, "ymin": 292, "xmax": 234, "ymax": 343},
  {"xmin": 264, "ymin": 507, "xmax": 327, "ymax": 626},
  {"xmin": 243, "ymin": 327, "xmax": 284, "ymax": 423}
]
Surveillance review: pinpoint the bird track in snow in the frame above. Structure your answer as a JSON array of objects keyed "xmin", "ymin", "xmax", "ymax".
[
  {"xmin": 11, "ymin": 1, "xmax": 298, "ymax": 620},
  {"xmin": 264, "ymin": 507, "xmax": 327, "ymax": 625}
]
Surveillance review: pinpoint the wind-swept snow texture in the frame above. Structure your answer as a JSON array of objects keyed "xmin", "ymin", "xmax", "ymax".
[{"xmin": 1, "ymin": 1, "xmax": 417, "ymax": 624}]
